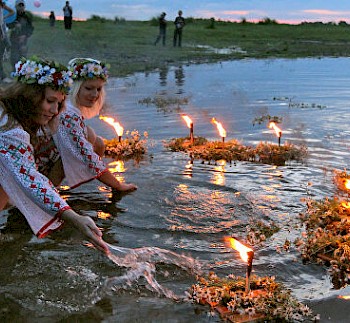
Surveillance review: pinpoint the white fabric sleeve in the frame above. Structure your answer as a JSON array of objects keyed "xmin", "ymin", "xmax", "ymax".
[
  {"xmin": 53, "ymin": 105, "xmax": 107, "ymax": 188},
  {"xmin": 0, "ymin": 127, "xmax": 69, "ymax": 237}
]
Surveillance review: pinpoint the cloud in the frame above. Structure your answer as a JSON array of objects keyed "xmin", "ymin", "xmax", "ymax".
[
  {"xmin": 195, "ymin": 9, "xmax": 267, "ymax": 20},
  {"xmin": 221, "ymin": 11, "xmax": 250, "ymax": 16},
  {"xmin": 303, "ymin": 9, "xmax": 350, "ymax": 16}
]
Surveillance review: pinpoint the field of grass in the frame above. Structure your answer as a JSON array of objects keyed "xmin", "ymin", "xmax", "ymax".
[{"xmin": 7, "ymin": 16, "xmax": 350, "ymax": 77}]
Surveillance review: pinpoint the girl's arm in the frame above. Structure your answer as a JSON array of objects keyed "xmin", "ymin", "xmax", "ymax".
[{"xmin": 2, "ymin": 4, "xmax": 14, "ymax": 20}]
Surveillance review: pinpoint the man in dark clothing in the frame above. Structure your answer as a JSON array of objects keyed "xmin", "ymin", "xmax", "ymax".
[
  {"xmin": 0, "ymin": 0, "xmax": 14, "ymax": 80},
  {"xmin": 63, "ymin": 1, "xmax": 73, "ymax": 30},
  {"xmin": 154, "ymin": 12, "xmax": 167, "ymax": 46},
  {"xmin": 173, "ymin": 10, "xmax": 185, "ymax": 47},
  {"xmin": 8, "ymin": 0, "xmax": 34, "ymax": 67}
]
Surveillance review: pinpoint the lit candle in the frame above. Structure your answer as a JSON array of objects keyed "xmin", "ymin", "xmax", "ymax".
[
  {"xmin": 100, "ymin": 116, "xmax": 124, "ymax": 142},
  {"xmin": 269, "ymin": 122, "xmax": 282, "ymax": 146},
  {"xmin": 182, "ymin": 115, "xmax": 194, "ymax": 144},
  {"xmin": 225, "ymin": 237, "xmax": 254, "ymax": 293},
  {"xmin": 211, "ymin": 118, "xmax": 227, "ymax": 143}
]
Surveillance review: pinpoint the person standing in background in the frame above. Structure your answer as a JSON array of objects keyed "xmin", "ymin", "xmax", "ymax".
[
  {"xmin": 173, "ymin": 10, "xmax": 185, "ymax": 47},
  {"xmin": 49, "ymin": 11, "xmax": 55, "ymax": 28},
  {"xmin": 154, "ymin": 12, "xmax": 167, "ymax": 46},
  {"xmin": 0, "ymin": 0, "xmax": 14, "ymax": 80},
  {"xmin": 8, "ymin": 0, "xmax": 34, "ymax": 67},
  {"xmin": 62, "ymin": 1, "xmax": 73, "ymax": 31}
]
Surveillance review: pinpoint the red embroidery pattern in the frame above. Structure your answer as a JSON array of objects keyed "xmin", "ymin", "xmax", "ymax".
[
  {"xmin": 61, "ymin": 112, "xmax": 104, "ymax": 174},
  {"xmin": 0, "ymin": 141, "xmax": 63, "ymax": 212}
]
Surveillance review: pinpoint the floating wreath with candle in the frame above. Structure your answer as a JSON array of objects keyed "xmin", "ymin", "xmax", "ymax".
[
  {"xmin": 165, "ymin": 114, "xmax": 307, "ymax": 165},
  {"xmin": 103, "ymin": 130, "xmax": 148, "ymax": 160},
  {"xmin": 165, "ymin": 138, "xmax": 307, "ymax": 166},
  {"xmin": 99, "ymin": 115, "xmax": 148, "ymax": 160},
  {"xmin": 189, "ymin": 272, "xmax": 318, "ymax": 322}
]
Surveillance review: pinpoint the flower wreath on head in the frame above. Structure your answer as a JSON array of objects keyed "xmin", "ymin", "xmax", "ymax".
[
  {"xmin": 11, "ymin": 56, "xmax": 73, "ymax": 94},
  {"xmin": 68, "ymin": 58, "xmax": 109, "ymax": 81}
]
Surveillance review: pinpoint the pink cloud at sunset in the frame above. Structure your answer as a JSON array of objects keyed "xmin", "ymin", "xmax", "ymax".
[{"xmin": 303, "ymin": 9, "xmax": 350, "ymax": 16}]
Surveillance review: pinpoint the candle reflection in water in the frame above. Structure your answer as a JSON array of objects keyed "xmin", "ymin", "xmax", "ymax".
[
  {"xmin": 183, "ymin": 160, "xmax": 193, "ymax": 179},
  {"xmin": 108, "ymin": 160, "xmax": 125, "ymax": 183},
  {"xmin": 97, "ymin": 211, "xmax": 111, "ymax": 220},
  {"xmin": 211, "ymin": 160, "xmax": 226, "ymax": 186},
  {"xmin": 339, "ymin": 295, "xmax": 350, "ymax": 300}
]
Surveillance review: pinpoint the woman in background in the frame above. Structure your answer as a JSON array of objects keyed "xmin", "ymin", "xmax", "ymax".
[
  {"xmin": 49, "ymin": 11, "xmax": 55, "ymax": 27},
  {"xmin": 49, "ymin": 58, "xmax": 137, "ymax": 192}
]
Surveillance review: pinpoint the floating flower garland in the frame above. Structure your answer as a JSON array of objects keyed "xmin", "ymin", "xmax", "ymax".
[
  {"xmin": 138, "ymin": 96, "xmax": 189, "ymax": 113},
  {"xmin": 296, "ymin": 196, "xmax": 350, "ymax": 288},
  {"xmin": 104, "ymin": 130, "xmax": 148, "ymax": 161},
  {"xmin": 188, "ymin": 272, "xmax": 318, "ymax": 322},
  {"xmin": 164, "ymin": 137, "xmax": 307, "ymax": 166},
  {"xmin": 247, "ymin": 219, "xmax": 280, "ymax": 246}
]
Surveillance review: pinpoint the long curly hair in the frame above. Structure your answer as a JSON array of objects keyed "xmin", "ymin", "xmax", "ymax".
[{"xmin": 0, "ymin": 82, "xmax": 65, "ymax": 140}]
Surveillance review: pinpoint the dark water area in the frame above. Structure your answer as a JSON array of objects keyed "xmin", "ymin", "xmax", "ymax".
[{"xmin": 1, "ymin": 58, "xmax": 350, "ymax": 322}]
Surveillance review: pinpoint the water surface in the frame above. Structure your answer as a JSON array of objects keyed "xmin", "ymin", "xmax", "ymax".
[{"xmin": 1, "ymin": 58, "xmax": 350, "ymax": 322}]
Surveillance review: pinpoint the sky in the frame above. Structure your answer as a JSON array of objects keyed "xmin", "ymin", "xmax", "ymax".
[{"xmin": 7, "ymin": 0, "xmax": 350, "ymax": 24}]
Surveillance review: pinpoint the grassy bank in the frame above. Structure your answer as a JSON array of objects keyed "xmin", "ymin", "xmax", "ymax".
[{"xmin": 9, "ymin": 17, "xmax": 350, "ymax": 77}]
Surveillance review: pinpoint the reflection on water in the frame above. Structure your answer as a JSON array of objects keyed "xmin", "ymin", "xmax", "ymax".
[
  {"xmin": 211, "ymin": 160, "xmax": 227, "ymax": 186},
  {"xmin": 2, "ymin": 58, "xmax": 350, "ymax": 321},
  {"xmin": 175, "ymin": 65, "xmax": 185, "ymax": 90}
]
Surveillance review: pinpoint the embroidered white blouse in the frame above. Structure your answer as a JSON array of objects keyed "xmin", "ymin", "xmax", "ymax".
[
  {"xmin": 0, "ymin": 108, "xmax": 69, "ymax": 237},
  {"xmin": 53, "ymin": 102, "xmax": 108, "ymax": 189}
]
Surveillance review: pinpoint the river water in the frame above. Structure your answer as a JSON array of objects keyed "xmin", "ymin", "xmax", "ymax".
[{"xmin": 1, "ymin": 58, "xmax": 350, "ymax": 322}]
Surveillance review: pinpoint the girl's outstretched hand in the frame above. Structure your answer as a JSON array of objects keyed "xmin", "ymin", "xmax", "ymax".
[
  {"xmin": 61, "ymin": 210, "xmax": 110, "ymax": 254},
  {"xmin": 117, "ymin": 182, "xmax": 137, "ymax": 192}
]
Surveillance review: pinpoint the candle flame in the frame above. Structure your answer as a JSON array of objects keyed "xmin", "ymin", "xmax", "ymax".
[
  {"xmin": 269, "ymin": 122, "xmax": 282, "ymax": 138},
  {"xmin": 182, "ymin": 115, "xmax": 193, "ymax": 128},
  {"xmin": 225, "ymin": 237, "xmax": 253, "ymax": 262},
  {"xmin": 345, "ymin": 179, "xmax": 350, "ymax": 190},
  {"xmin": 211, "ymin": 118, "xmax": 227, "ymax": 138},
  {"xmin": 100, "ymin": 116, "xmax": 124, "ymax": 137}
]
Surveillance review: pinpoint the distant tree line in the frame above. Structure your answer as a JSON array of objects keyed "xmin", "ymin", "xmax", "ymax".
[{"xmin": 31, "ymin": 13, "xmax": 350, "ymax": 27}]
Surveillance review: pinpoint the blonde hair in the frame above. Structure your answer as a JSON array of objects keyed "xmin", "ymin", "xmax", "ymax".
[{"xmin": 69, "ymin": 79, "xmax": 106, "ymax": 119}]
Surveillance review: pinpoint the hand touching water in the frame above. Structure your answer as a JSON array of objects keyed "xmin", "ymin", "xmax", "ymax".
[{"xmin": 61, "ymin": 209, "xmax": 110, "ymax": 254}]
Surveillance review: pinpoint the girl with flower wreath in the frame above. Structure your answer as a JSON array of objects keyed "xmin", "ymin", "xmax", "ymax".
[
  {"xmin": 0, "ymin": 57, "xmax": 109, "ymax": 254},
  {"xmin": 42, "ymin": 58, "xmax": 137, "ymax": 192}
]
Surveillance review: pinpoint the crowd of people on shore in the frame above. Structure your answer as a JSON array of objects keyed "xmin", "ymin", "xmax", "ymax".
[
  {"xmin": 0, "ymin": 1, "xmax": 74, "ymax": 81},
  {"xmin": 1, "ymin": 2, "xmax": 185, "ymax": 79},
  {"xmin": 0, "ymin": 0, "xmax": 33, "ymax": 81},
  {"xmin": 154, "ymin": 9, "xmax": 185, "ymax": 47}
]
